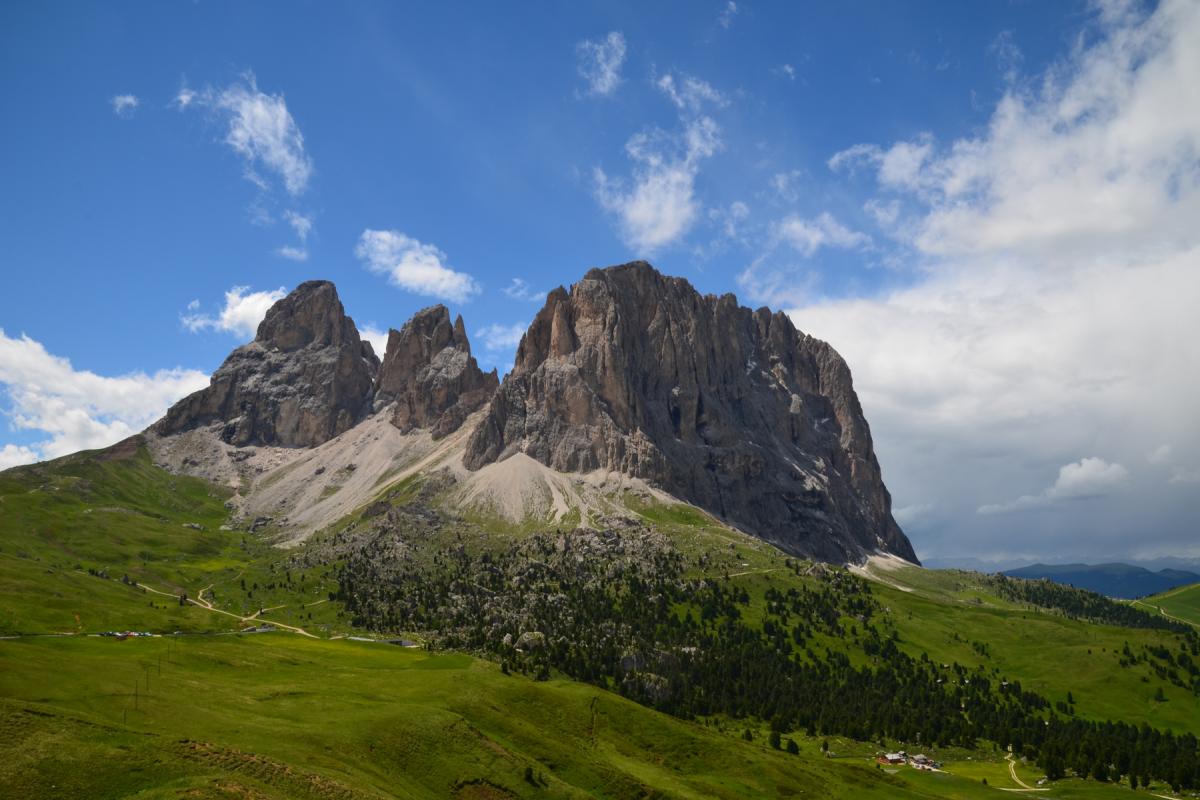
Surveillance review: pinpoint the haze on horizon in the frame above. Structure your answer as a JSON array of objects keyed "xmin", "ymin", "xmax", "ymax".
[{"xmin": 1, "ymin": 0, "xmax": 1197, "ymax": 569}]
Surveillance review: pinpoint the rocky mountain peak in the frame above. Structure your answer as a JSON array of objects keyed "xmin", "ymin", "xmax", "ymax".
[
  {"xmin": 156, "ymin": 280, "xmax": 376, "ymax": 448},
  {"xmin": 255, "ymin": 280, "xmax": 357, "ymax": 353},
  {"xmin": 465, "ymin": 260, "xmax": 917, "ymax": 564},
  {"xmin": 374, "ymin": 305, "xmax": 498, "ymax": 439}
]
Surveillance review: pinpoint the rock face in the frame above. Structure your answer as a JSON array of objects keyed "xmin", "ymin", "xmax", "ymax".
[
  {"xmin": 464, "ymin": 261, "xmax": 917, "ymax": 564},
  {"xmin": 374, "ymin": 305, "xmax": 498, "ymax": 439},
  {"xmin": 158, "ymin": 281, "xmax": 377, "ymax": 447}
]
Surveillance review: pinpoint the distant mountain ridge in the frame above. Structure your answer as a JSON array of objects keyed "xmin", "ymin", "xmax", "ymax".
[{"xmin": 1004, "ymin": 562, "xmax": 1200, "ymax": 599}]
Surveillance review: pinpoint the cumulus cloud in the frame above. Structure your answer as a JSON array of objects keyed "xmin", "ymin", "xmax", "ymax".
[
  {"xmin": 0, "ymin": 330, "xmax": 208, "ymax": 464},
  {"xmin": 181, "ymin": 285, "xmax": 287, "ymax": 340},
  {"xmin": 503, "ymin": 278, "xmax": 546, "ymax": 303},
  {"xmin": 773, "ymin": 64, "xmax": 797, "ymax": 81},
  {"xmin": 828, "ymin": 134, "xmax": 934, "ymax": 192},
  {"xmin": 476, "ymin": 323, "xmax": 528, "ymax": 352},
  {"xmin": 111, "ymin": 94, "xmax": 139, "ymax": 118},
  {"xmin": 978, "ymin": 458, "xmax": 1130, "ymax": 515},
  {"xmin": 0, "ymin": 443, "xmax": 39, "ymax": 470},
  {"xmin": 776, "ymin": 212, "xmax": 870, "ymax": 256},
  {"xmin": 576, "ymin": 32, "xmax": 626, "ymax": 97},
  {"xmin": 356, "ymin": 229, "xmax": 480, "ymax": 303},
  {"xmin": 786, "ymin": 0, "xmax": 1200, "ymax": 561},
  {"xmin": 595, "ymin": 72, "xmax": 725, "ymax": 253},
  {"xmin": 181, "ymin": 74, "xmax": 313, "ymax": 196}
]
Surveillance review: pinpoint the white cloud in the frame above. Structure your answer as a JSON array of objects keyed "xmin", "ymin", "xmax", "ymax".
[
  {"xmin": 0, "ymin": 330, "xmax": 208, "ymax": 463},
  {"xmin": 284, "ymin": 210, "xmax": 313, "ymax": 242},
  {"xmin": 978, "ymin": 458, "xmax": 1130, "ymax": 514},
  {"xmin": 0, "ymin": 443, "xmax": 39, "ymax": 470},
  {"xmin": 503, "ymin": 278, "xmax": 546, "ymax": 303},
  {"xmin": 359, "ymin": 325, "xmax": 390, "ymax": 359},
  {"xmin": 476, "ymin": 323, "xmax": 527, "ymax": 352},
  {"xmin": 595, "ymin": 72, "xmax": 726, "ymax": 253},
  {"xmin": 835, "ymin": 1, "xmax": 1200, "ymax": 260},
  {"xmin": 576, "ymin": 32, "xmax": 626, "ymax": 97},
  {"xmin": 276, "ymin": 245, "xmax": 308, "ymax": 261},
  {"xmin": 181, "ymin": 285, "xmax": 287, "ymax": 340},
  {"xmin": 173, "ymin": 86, "xmax": 197, "ymax": 110},
  {"xmin": 863, "ymin": 198, "xmax": 900, "ymax": 227},
  {"xmin": 718, "ymin": 1, "xmax": 738, "ymax": 29},
  {"xmin": 274, "ymin": 211, "xmax": 313, "ymax": 261},
  {"xmin": 182, "ymin": 74, "xmax": 313, "ymax": 196},
  {"xmin": 355, "ymin": 229, "xmax": 480, "ymax": 303},
  {"xmin": 656, "ymin": 73, "xmax": 728, "ymax": 113},
  {"xmin": 111, "ymin": 94, "xmax": 139, "ymax": 118},
  {"xmin": 711, "ymin": 200, "xmax": 750, "ymax": 240},
  {"xmin": 785, "ymin": 0, "xmax": 1200, "ymax": 560},
  {"xmin": 828, "ymin": 134, "xmax": 934, "ymax": 192},
  {"xmin": 776, "ymin": 212, "xmax": 869, "ymax": 256},
  {"xmin": 736, "ymin": 260, "xmax": 819, "ymax": 308}
]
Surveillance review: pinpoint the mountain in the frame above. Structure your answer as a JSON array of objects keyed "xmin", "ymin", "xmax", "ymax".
[
  {"xmin": 157, "ymin": 280, "xmax": 378, "ymax": 447},
  {"xmin": 1004, "ymin": 562, "xmax": 1200, "ymax": 599},
  {"xmin": 7, "ymin": 265, "xmax": 1200, "ymax": 799},
  {"xmin": 373, "ymin": 304, "xmax": 498, "ymax": 438},
  {"xmin": 465, "ymin": 262, "xmax": 915, "ymax": 564},
  {"xmin": 153, "ymin": 262, "xmax": 915, "ymax": 564}
]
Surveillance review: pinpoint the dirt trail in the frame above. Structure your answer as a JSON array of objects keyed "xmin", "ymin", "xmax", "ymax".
[
  {"xmin": 1131, "ymin": 598, "xmax": 1198, "ymax": 628},
  {"xmin": 138, "ymin": 581, "xmax": 318, "ymax": 638},
  {"xmin": 997, "ymin": 753, "xmax": 1048, "ymax": 792}
]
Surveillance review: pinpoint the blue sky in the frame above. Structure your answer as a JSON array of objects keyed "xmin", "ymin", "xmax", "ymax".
[{"xmin": 2, "ymin": 1, "xmax": 1198, "ymax": 567}]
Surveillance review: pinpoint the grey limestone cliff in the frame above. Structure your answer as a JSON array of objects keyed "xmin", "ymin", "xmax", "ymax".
[{"xmin": 463, "ymin": 261, "xmax": 917, "ymax": 564}]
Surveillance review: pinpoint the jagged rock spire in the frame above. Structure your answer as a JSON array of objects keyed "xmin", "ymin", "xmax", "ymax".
[{"xmin": 374, "ymin": 305, "xmax": 498, "ymax": 439}]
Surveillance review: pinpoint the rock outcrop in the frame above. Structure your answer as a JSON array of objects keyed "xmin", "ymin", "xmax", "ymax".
[
  {"xmin": 464, "ymin": 261, "xmax": 917, "ymax": 564},
  {"xmin": 374, "ymin": 305, "xmax": 498, "ymax": 439},
  {"xmin": 157, "ymin": 281, "xmax": 377, "ymax": 447}
]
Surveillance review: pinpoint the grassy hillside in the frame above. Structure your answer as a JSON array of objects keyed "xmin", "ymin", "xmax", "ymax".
[
  {"xmin": 0, "ymin": 441, "xmax": 345, "ymax": 636},
  {"xmin": 1136, "ymin": 581, "xmax": 1200, "ymax": 628},
  {"xmin": 1, "ymin": 633, "xmax": 1183, "ymax": 799},
  {"xmin": 2, "ymin": 446, "xmax": 1199, "ymax": 797},
  {"xmin": 1, "ymin": 634, "xmax": 1006, "ymax": 800}
]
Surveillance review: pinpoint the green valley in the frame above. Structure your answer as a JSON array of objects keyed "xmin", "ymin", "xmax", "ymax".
[{"xmin": 2, "ymin": 444, "xmax": 1198, "ymax": 798}]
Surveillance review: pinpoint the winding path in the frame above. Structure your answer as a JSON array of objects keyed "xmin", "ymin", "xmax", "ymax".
[
  {"xmin": 138, "ymin": 581, "xmax": 318, "ymax": 638},
  {"xmin": 1131, "ymin": 598, "xmax": 1198, "ymax": 628},
  {"xmin": 992, "ymin": 753, "xmax": 1048, "ymax": 793}
]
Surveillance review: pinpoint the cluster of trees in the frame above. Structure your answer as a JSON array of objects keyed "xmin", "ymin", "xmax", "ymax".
[
  {"xmin": 987, "ymin": 574, "xmax": 1194, "ymax": 635},
  {"xmin": 335, "ymin": 513, "xmax": 1198, "ymax": 789}
]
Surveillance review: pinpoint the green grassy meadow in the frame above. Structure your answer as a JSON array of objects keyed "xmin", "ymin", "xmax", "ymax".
[
  {"xmin": 1138, "ymin": 582, "xmax": 1200, "ymax": 628},
  {"xmin": 2, "ymin": 445, "xmax": 1198, "ymax": 798}
]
